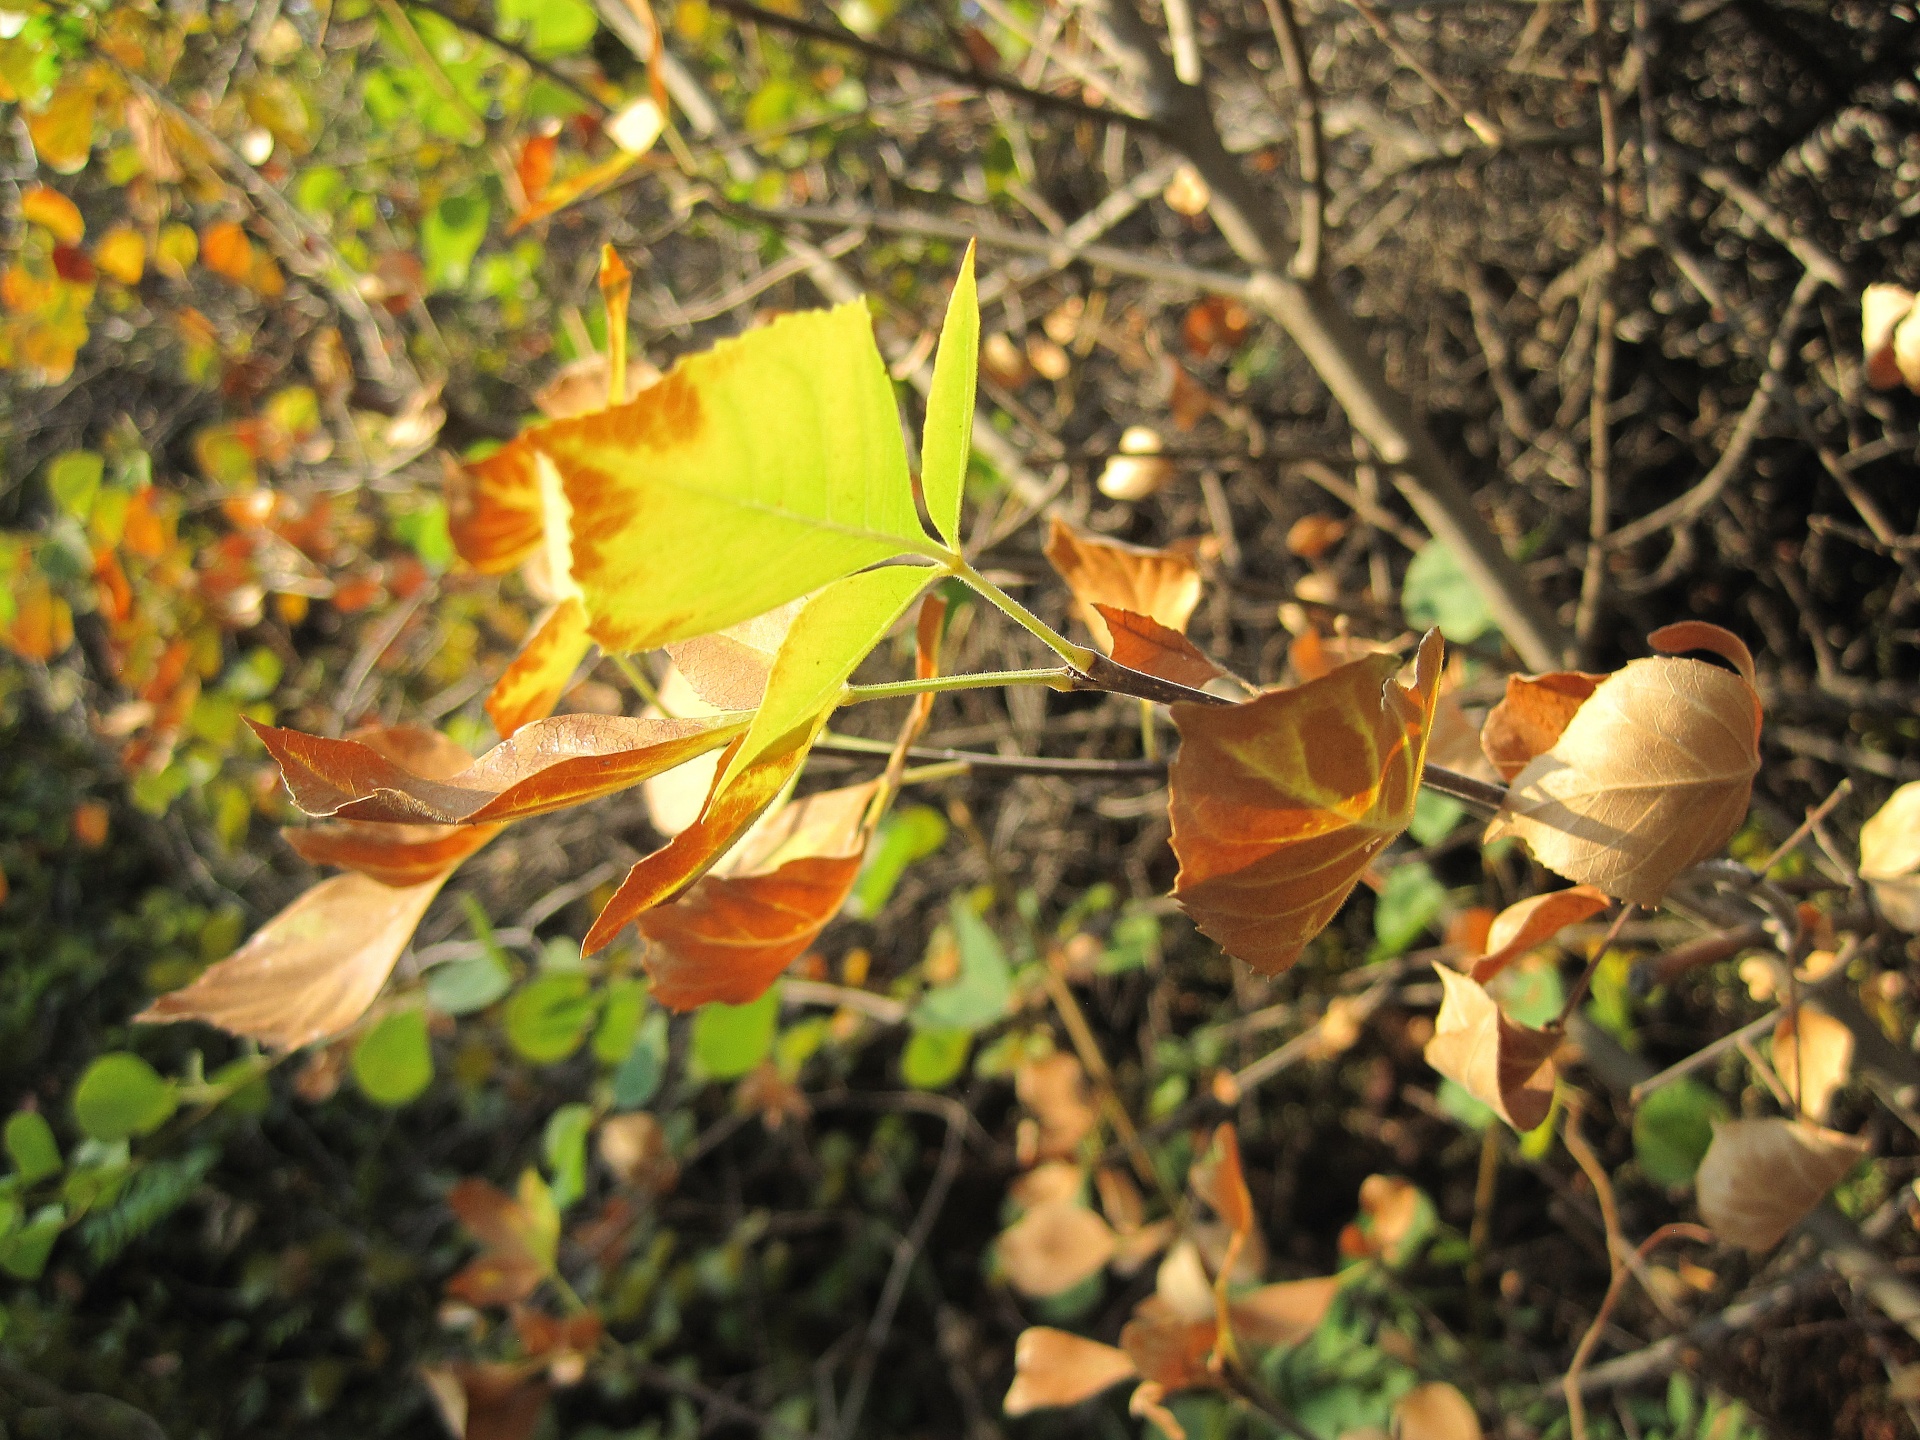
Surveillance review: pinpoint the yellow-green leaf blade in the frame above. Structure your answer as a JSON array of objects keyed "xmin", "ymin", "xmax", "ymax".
[
  {"xmin": 536, "ymin": 302, "xmax": 928, "ymax": 653},
  {"xmin": 720, "ymin": 565, "xmax": 932, "ymax": 790},
  {"xmin": 921, "ymin": 244, "xmax": 978, "ymax": 548}
]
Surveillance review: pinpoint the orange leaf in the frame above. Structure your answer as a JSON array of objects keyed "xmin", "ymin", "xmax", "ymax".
[
  {"xmin": 21, "ymin": 186, "xmax": 84, "ymax": 244},
  {"xmin": 1043, "ymin": 517, "xmax": 1202, "ymax": 651},
  {"xmin": 201, "ymin": 221, "xmax": 256, "ymax": 285},
  {"xmin": 583, "ymin": 733, "xmax": 814, "ymax": 954},
  {"xmin": 1394, "ymin": 1382, "xmax": 1483, "ymax": 1440},
  {"xmin": 445, "ymin": 1175, "xmax": 557, "ymax": 1306},
  {"xmin": 1098, "ymin": 606, "xmax": 1225, "ymax": 691},
  {"xmin": 448, "ymin": 440, "xmax": 546, "ymax": 575},
  {"xmin": 1468, "ymin": 884, "xmax": 1609, "ymax": 982},
  {"xmin": 1423, "ymin": 966, "xmax": 1559, "ymax": 1131},
  {"xmin": 1002, "ymin": 1328, "xmax": 1137, "ymax": 1416},
  {"xmin": 284, "ymin": 820, "xmax": 502, "ymax": 887},
  {"xmin": 1486, "ymin": 630, "xmax": 1761, "ymax": 905},
  {"xmin": 1229, "ymin": 1276, "xmax": 1341, "ymax": 1350},
  {"xmin": 4, "ymin": 574, "xmax": 74, "ymax": 661},
  {"xmin": 421, "ymin": 1362, "xmax": 549, "ymax": 1440},
  {"xmin": 1118, "ymin": 1297, "xmax": 1217, "ymax": 1392},
  {"xmin": 1695, "ymin": 1118, "xmax": 1867, "ymax": 1251},
  {"xmin": 515, "ymin": 132, "xmax": 558, "ymax": 205},
  {"xmin": 251, "ymin": 712, "xmax": 747, "ymax": 825},
  {"xmin": 27, "ymin": 79, "xmax": 96, "ymax": 174},
  {"xmin": 1169, "ymin": 630, "xmax": 1444, "ymax": 974},
  {"xmin": 1189, "ymin": 1123, "xmax": 1252, "ymax": 1240},
  {"xmin": 1478, "ymin": 670, "xmax": 1604, "ymax": 781},
  {"xmin": 485, "ymin": 597, "xmax": 593, "ymax": 738},
  {"xmin": 137, "ymin": 871, "xmax": 448, "ymax": 1048},
  {"xmin": 1284, "ymin": 514, "xmax": 1348, "ymax": 561},
  {"xmin": 637, "ymin": 780, "xmax": 879, "ymax": 1009}
]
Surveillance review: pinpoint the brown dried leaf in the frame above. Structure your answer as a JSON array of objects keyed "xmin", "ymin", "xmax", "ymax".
[
  {"xmin": 1468, "ymin": 885, "xmax": 1610, "ymax": 983},
  {"xmin": 1285, "ymin": 514, "xmax": 1349, "ymax": 561},
  {"xmin": 1002, "ymin": 1328, "xmax": 1137, "ymax": 1416},
  {"xmin": 1478, "ymin": 671, "xmax": 1604, "ymax": 781},
  {"xmin": 1770, "ymin": 1006, "xmax": 1854, "ymax": 1124},
  {"xmin": 1424, "ymin": 966, "xmax": 1559, "ymax": 1131},
  {"xmin": 1016, "ymin": 1052, "xmax": 1099, "ymax": 1160},
  {"xmin": 665, "ymin": 598, "xmax": 805, "ymax": 712},
  {"xmin": 1154, "ymin": 1240, "xmax": 1215, "ymax": 1321},
  {"xmin": 1350, "ymin": 1175, "xmax": 1421, "ymax": 1264},
  {"xmin": 1118, "ymin": 1297, "xmax": 1217, "ymax": 1392},
  {"xmin": 1011, "ymin": 1161, "xmax": 1085, "ymax": 1210},
  {"xmin": 597, "ymin": 1112, "xmax": 679, "ymax": 1193},
  {"xmin": 1486, "ymin": 632, "xmax": 1762, "ymax": 906},
  {"xmin": 636, "ymin": 781, "xmax": 878, "ymax": 1010},
  {"xmin": 421, "ymin": 1363, "xmax": 549, "ymax": 1440},
  {"xmin": 1098, "ymin": 605, "xmax": 1225, "ymax": 691},
  {"xmin": 1393, "ymin": 1382, "xmax": 1483, "ymax": 1440},
  {"xmin": 1229, "ymin": 1275, "xmax": 1341, "ymax": 1350},
  {"xmin": 1189, "ymin": 1123, "xmax": 1253, "ymax": 1241},
  {"xmin": 138, "ymin": 872, "xmax": 446, "ymax": 1048},
  {"xmin": 253, "ymin": 713, "xmax": 747, "ymax": 825},
  {"xmin": 998, "ymin": 1199, "xmax": 1117, "ymax": 1297},
  {"xmin": 1696, "ymin": 1118, "xmax": 1867, "ymax": 1251},
  {"xmin": 283, "ymin": 820, "xmax": 501, "ymax": 888},
  {"xmin": 1861, "ymin": 781, "xmax": 1920, "ymax": 932},
  {"xmin": 1043, "ymin": 517, "xmax": 1202, "ymax": 651},
  {"xmin": 1169, "ymin": 632, "xmax": 1443, "ymax": 974}
]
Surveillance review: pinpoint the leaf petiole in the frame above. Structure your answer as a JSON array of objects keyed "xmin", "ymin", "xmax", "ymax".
[
  {"xmin": 945, "ymin": 555, "xmax": 1098, "ymax": 671},
  {"xmin": 844, "ymin": 667, "xmax": 1073, "ymax": 705}
]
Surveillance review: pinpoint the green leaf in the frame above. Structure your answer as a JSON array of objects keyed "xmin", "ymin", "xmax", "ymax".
[
  {"xmin": 611, "ymin": 1010, "xmax": 669, "ymax": 1109},
  {"xmin": 46, "ymin": 450, "xmax": 102, "ymax": 520},
  {"xmin": 1403, "ymin": 541, "xmax": 1496, "ymax": 644},
  {"xmin": 543, "ymin": 1103, "xmax": 593, "ymax": 1210},
  {"xmin": 1407, "ymin": 789, "xmax": 1466, "ymax": 846},
  {"xmin": 912, "ymin": 897, "xmax": 1012, "ymax": 1033},
  {"xmin": 393, "ymin": 498, "xmax": 455, "ymax": 573},
  {"xmin": 847, "ymin": 805, "xmax": 948, "ymax": 919},
  {"xmin": 5, "ymin": 1112, "xmax": 60, "ymax": 1184},
  {"xmin": 421, "ymin": 191, "xmax": 490, "ymax": 291},
  {"xmin": 0, "ymin": 1206, "xmax": 63, "ymax": 1280},
  {"xmin": 901, "ymin": 1027, "xmax": 971, "ymax": 1089},
  {"xmin": 352, "ymin": 1009, "xmax": 434, "ymax": 1107},
  {"xmin": 593, "ymin": 978, "xmax": 648, "ymax": 1064},
  {"xmin": 691, "ymin": 986, "xmax": 780, "ymax": 1081},
  {"xmin": 719, "ymin": 565, "xmax": 931, "ymax": 790},
  {"xmin": 920, "ymin": 245, "xmax": 977, "ymax": 547},
  {"xmin": 505, "ymin": 972, "xmax": 597, "ymax": 1063},
  {"xmin": 427, "ymin": 952, "xmax": 512, "ymax": 1016},
  {"xmin": 540, "ymin": 301, "xmax": 934, "ymax": 655},
  {"xmin": 498, "ymin": 0, "xmax": 598, "ymax": 55},
  {"xmin": 72, "ymin": 1054, "xmax": 177, "ymax": 1143},
  {"xmin": 1370, "ymin": 861, "xmax": 1445, "ymax": 958},
  {"xmin": 518, "ymin": 1167, "xmax": 561, "ymax": 1266},
  {"xmin": 1633, "ymin": 1079, "xmax": 1726, "ymax": 1187}
]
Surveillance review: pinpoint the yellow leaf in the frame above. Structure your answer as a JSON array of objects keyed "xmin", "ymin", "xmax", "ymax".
[
  {"xmin": 1771, "ymin": 1006, "xmax": 1854, "ymax": 1124},
  {"xmin": 21, "ymin": 185, "xmax": 82, "ymax": 243},
  {"xmin": 94, "ymin": 226, "xmax": 145, "ymax": 285},
  {"xmin": 27, "ymin": 78, "xmax": 96, "ymax": 174}
]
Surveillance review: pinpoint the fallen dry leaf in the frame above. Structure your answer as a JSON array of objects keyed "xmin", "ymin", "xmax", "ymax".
[
  {"xmin": 1469, "ymin": 885, "xmax": 1610, "ymax": 983},
  {"xmin": 1118, "ymin": 1296, "xmax": 1217, "ymax": 1392},
  {"xmin": 597, "ymin": 1112, "xmax": 679, "ymax": 1193},
  {"xmin": 999, "ymin": 1199, "xmax": 1117, "ymax": 1297},
  {"xmin": 1169, "ymin": 631, "xmax": 1443, "ymax": 974},
  {"xmin": 1486, "ymin": 627, "xmax": 1761, "ymax": 906},
  {"xmin": 1424, "ymin": 966, "xmax": 1559, "ymax": 1131},
  {"xmin": 636, "ymin": 781, "xmax": 878, "ymax": 1009},
  {"xmin": 1478, "ymin": 670, "xmax": 1604, "ymax": 781},
  {"xmin": 1860, "ymin": 780, "xmax": 1920, "ymax": 932},
  {"xmin": 1393, "ymin": 1381, "xmax": 1483, "ymax": 1440},
  {"xmin": 1002, "ymin": 1328, "xmax": 1136, "ymax": 1416},
  {"xmin": 1770, "ymin": 1006, "xmax": 1854, "ymax": 1124},
  {"xmin": 1863, "ymin": 283, "xmax": 1915, "ymax": 390},
  {"xmin": 1229, "ymin": 1275, "xmax": 1341, "ymax": 1350},
  {"xmin": 1696, "ymin": 1117, "xmax": 1867, "ymax": 1250},
  {"xmin": 138, "ymin": 871, "xmax": 447, "ymax": 1048},
  {"xmin": 1043, "ymin": 517, "xmax": 1202, "ymax": 650},
  {"xmin": 1017, "ymin": 1052, "xmax": 1100, "ymax": 1160},
  {"xmin": 254, "ymin": 713, "xmax": 747, "ymax": 826},
  {"xmin": 1345, "ymin": 1175, "xmax": 1422, "ymax": 1264}
]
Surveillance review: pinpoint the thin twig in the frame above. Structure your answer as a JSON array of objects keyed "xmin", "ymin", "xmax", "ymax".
[
  {"xmin": 1561, "ymin": 1223, "xmax": 1714, "ymax": 1440},
  {"xmin": 405, "ymin": 0, "xmax": 610, "ymax": 113},
  {"xmin": 1574, "ymin": 0, "xmax": 1620, "ymax": 657},
  {"xmin": 1260, "ymin": 0, "xmax": 1325, "ymax": 280},
  {"xmin": 814, "ymin": 732, "xmax": 1165, "ymax": 777}
]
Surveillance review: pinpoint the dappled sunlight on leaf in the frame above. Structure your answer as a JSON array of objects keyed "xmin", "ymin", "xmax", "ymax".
[
  {"xmin": 1468, "ymin": 885, "xmax": 1609, "ymax": 983},
  {"xmin": 1169, "ymin": 630, "xmax": 1444, "ymax": 974}
]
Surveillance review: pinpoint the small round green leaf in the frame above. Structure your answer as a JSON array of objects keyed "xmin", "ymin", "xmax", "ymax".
[
  {"xmin": 1403, "ymin": 541, "xmax": 1496, "ymax": 643},
  {"xmin": 72, "ymin": 1054, "xmax": 177, "ymax": 1143},
  {"xmin": 505, "ymin": 972, "xmax": 597, "ymax": 1064},
  {"xmin": 351, "ymin": 1009, "xmax": 434, "ymax": 1107},
  {"xmin": 427, "ymin": 952, "xmax": 512, "ymax": 1016},
  {"xmin": 1633, "ymin": 1079, "xmax": 1727, "ymax": 1188},
  {"xmin": 902, "ymin": 1028, "xmax": 971, "ymax": 1090},
  {"xmin": 5, "ymin": 1111, "xmax": 61, "ymax": 1184},
  {"xmin": 691, "ymin": 987, "xmax": 779, "ymax": 1081}
]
